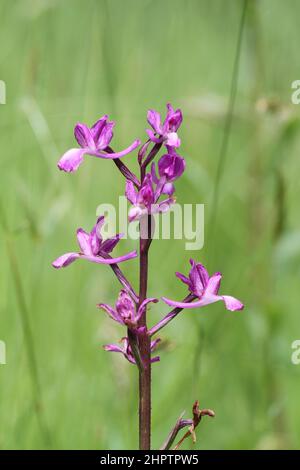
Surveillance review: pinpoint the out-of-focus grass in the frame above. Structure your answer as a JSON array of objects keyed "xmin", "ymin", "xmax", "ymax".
[{"xmin": 1, "ymin": 0, "xmax": 300, "ymax": 449}]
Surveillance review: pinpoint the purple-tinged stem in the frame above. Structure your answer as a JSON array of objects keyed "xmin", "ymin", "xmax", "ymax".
[
  {"xmin": 110, "ymin": 262, "xmax": 139, "ymax": 304},
  {"xmin": 149, "ymin": 293, "xmax": 196, "ymax": 337},
  {"xmin": 173, "ymin": 402, "xmax": 215, "ymax": 450},
  {"xmin": 160, "ymin": 412, "xmax": 193, "ymax": 450},
  {"xmin": 101, "ymin": 253, "xmax": 139, "ymax": 303},
  {"xmin": 161, "ymin": 401, "xmax": 215, "ymax": 451},
  {"xmin": 106, "ymin": 146, "xmax": 140, "ymax": 188},
  {"xmin": 128, "ymin": 328, "xmax": 144, "ymax": 372},
  {"xmin": 141, "ymin": 142, "xmax": 162, "ymax": 180},
  {"xmin": 138, "ymin": 214, "xmax": 152, "ymax": 450}
]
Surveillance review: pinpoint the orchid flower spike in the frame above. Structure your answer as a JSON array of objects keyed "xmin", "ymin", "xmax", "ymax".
[
  {"xmin": 162, "ymin": 259, "xmax": 244, "ymax": 312},
  {"xmin": 147, "ymin": 103, "xmax": 183, "ymax": 149},
  {"xmin": 52, "ymin": 215, "xmax": 137, "ymax": 269},
  {"xmin": 58, "ymin": 116, "xmax": 141, "ymax": 172},
  {"xmin": 98, "ymin": 290, "xmax": 158, "ymax": 329},
  {"xmin": 126, "ymin": 173, "xmax": 175, "ymax": 222},
  {"xmin": 104, "ymin": 337, "xmax": 161, "ymax": 365}
]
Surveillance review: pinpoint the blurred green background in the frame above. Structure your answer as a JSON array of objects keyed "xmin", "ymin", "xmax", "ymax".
[{"xmin": 1, "ymin": 0, "xmax": 300, "ymax": 450}]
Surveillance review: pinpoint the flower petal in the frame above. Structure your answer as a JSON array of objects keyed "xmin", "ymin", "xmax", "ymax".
[
  {"xmin": 165, "ymin": 132, "xmax": 181, "ymax": 148},
  {"xmin": 90, "ymin": 216, "xmax": 105, "ymax": 255},
  {"xmin": 97, "ymin": 303, "xmax": 124, "ymax": 324},
  {"xmin": 222, "ymin": 295, "xmax": 244, "ymax": 311},
  {"xmin": 92, "ymin": 139, "xmax": 141, "ymax": 159},
  {"xmin": 96, "ymin": 121, "xmax": 115, "ymax": 149},
  {"xmin": 104, "ymin": 341, "xmax": 135, "ymax": 364},
  {"xmin": 100, "ymin": 234, "xmax": 123, "ymax": 254},
  {"xmin": 125, "ymin": 180, "xmax": 137, "ymax": 205},
  {"xmin": 57, "ymin": 148, "xmax": 86, "ymax": 173},
  {"xmin": 52, "ymin": 252, "xmax": 79, "ymax": 269},
  {"xmin": 146, "ymin": 129, "xmax": 163, "ymax": 144},
  {"xmin": 158, "ymin": 152, "xmax": 185, "ymax": 181},
  {"xmin": 93, "ymin": 216, "xmax": 105, "ymax": 234},
  {"xmin": 74, "ymin": 123, "xmax": 95, "ymax": 149},
  {"xmin": 161, "ymin": 295, "xmax": 219, "ymax": 309},
  {"xmin": 151, "ymin": 162, "xmax": 159, "ymax": 184},
  {"xmin": 81, "ymin": 250, "xmax": 137, "ymax": 265},
  {"xmin": 137, "ymin": 297, "xmax": 158, "ymax": 322},
  {"xmin": 150, "ymin": 356, "xmax": 160, "ymax": 363},
  {"xmin": 153, "ymin": 175, "xmax": 167, "ymax": 201},
  {"xmin": 138, "ymin": 140, "xmax": 151, "ymax": 164},
  {"xmin": 155, "ymin": 197, "xmax": 175, "ymax": 214},
  {"xmin": 76, "ymin": 228, "xmax": 92, "ymax": 255},
  {"xmin": 91, "ymin": 116, "xmax": 108, "ymax": 143},
  {"xmin": 139, "ymin": 174, "xmax": 154, "ymax": 208},
  {"xmin": 164, "ymin": 104, "xmax": 183, "ymax": 131},
  {"xmin": 116, "ymin": 289, "xmax": 135, "ymax": 313},
  {"xmin": 188, "ymin": 260, "xmax": 209, "ymax": 297},
  {"xmin": 162, "ymin": 182, "xmax": 175, "ymax": 196},
  {"xmin": 139, "ymin": 297, "xmax": 159, "ymax": 311},
  {"xmin": 205, "ymin": 272, "xmax": 222, "ymax": 296},
  {"xmin": 128, "ymin": 206, "xmax": 146, "ymax": 222},
  {"xmin": 167, "ymin": 107, "xmax": 183, "ymax": 132},
  {"xmin": 150, "ymin": 338, "xmax": 161, "ymax": 351},
  {"xmin": 162, "ymin": 293, "xmax": 244, "ymax": 312},
  {"xmin": 147, "ymin": 109, "xmax": 162, "ymax": 134},
  {"xmin": 164, "ymin": 103, "xmax": 175, "ymax": 126},
  {"xmin": 175, "ymin": 271, "xmax": 190, "ymax": 286},
  {"xmin": 103, "ymin": 343, "xmax": 123, "ymax": 353},
  {"xmin": 196, "ymin": 263, "xmax": 209, "ymax": 286}
]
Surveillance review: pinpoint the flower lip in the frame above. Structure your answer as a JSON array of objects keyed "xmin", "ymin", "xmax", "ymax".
[{"xmin": 157, "ymin": 152, "xmax": 185, "ymax": 182}]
